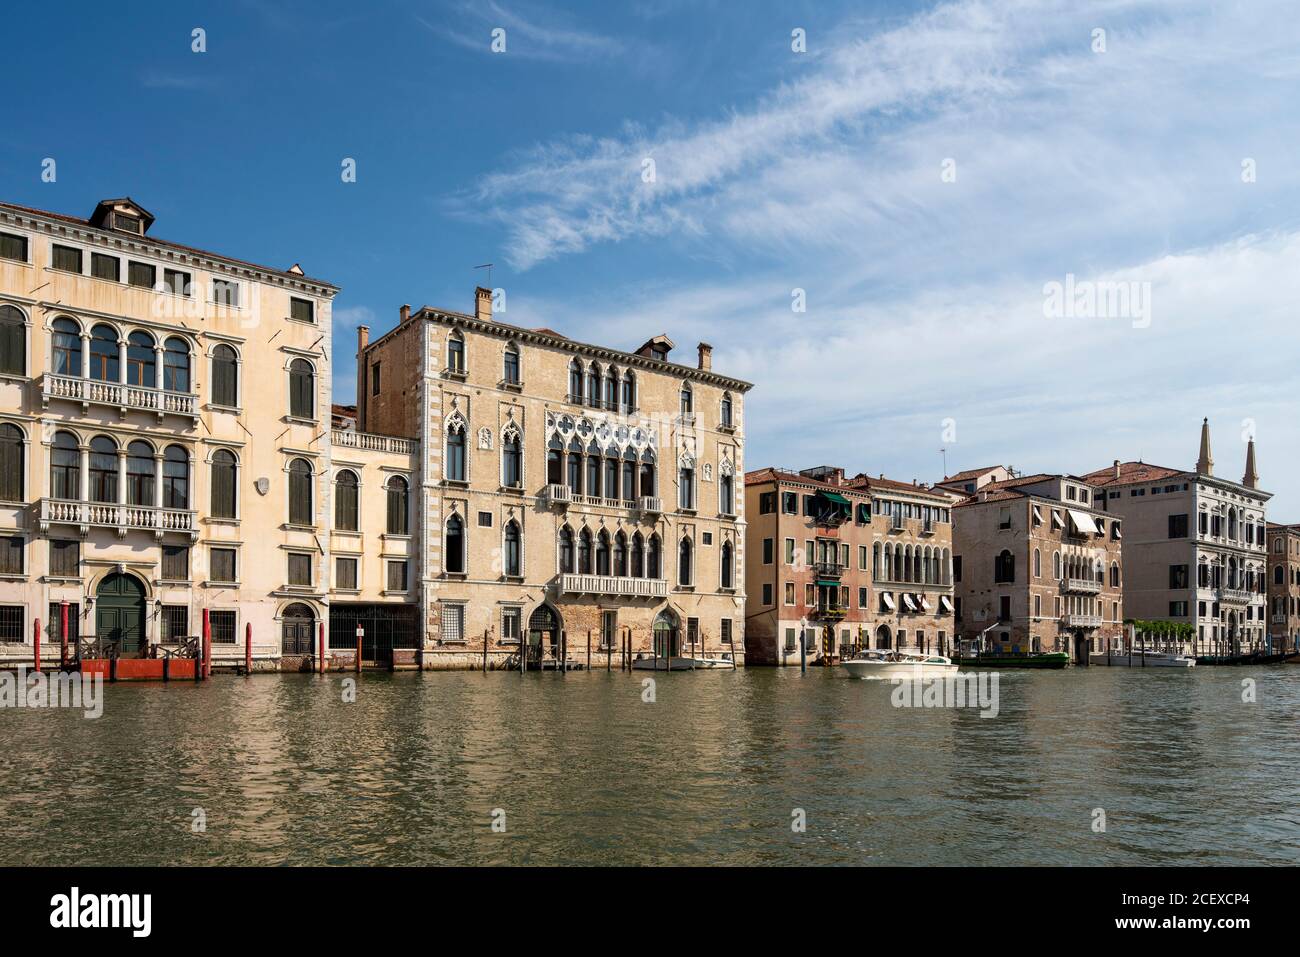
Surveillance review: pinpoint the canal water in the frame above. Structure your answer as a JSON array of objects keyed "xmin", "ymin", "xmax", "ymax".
[{"xmin": 2, "ymin": 667, "xmax": 1297, "ymax": 866}]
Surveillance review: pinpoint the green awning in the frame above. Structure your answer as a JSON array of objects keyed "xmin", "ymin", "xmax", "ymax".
[
  {"xmin": 818, "ymin": 490, "xmax": 850, "ymax": 505},
  {"xmin": 815, "ymin": 580, "xmax": 840, "ymax": 587}
]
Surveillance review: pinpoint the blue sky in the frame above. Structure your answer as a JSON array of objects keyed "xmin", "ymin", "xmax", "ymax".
[{"xmin": 5, "ymin": 0, "xmax": 1300, "ymax": 513}]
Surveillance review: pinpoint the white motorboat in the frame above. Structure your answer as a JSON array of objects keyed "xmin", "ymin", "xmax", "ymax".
[
  {"xmin": 1089, "ymin": 649, "xmax": 1196, "ymax": 668},
  {"xmin": 841, "ymin": 650, "xmax": 959, "ymax": 679}
]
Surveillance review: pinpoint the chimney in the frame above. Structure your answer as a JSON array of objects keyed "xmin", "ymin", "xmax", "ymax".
[
  {"xmin": 356, "ymin": 324, "xmax": 371, "ymax": 431},
  {"xmin": 399, "ymin": 304, "xmax": 410, "ymax": 324},
  {"xmin": 697, "ymin": 342, "xmax": 712, "ymax": 371},
  {"xmin": 1196, "ymin": 417, "xmax": 1213, "ymax": 476},
  {"xmin": 475, "ymin": 286, "xmax": 492, "ymax": 322},
  {"xmin": 1243, "ymin": 437, "xmax": 1259, "ymax": 489},
  {"xmin": 1113, "ymin": 459, "xmax": 1120, "ymax": 480}
]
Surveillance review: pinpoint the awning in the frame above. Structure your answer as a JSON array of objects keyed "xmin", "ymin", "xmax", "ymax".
[
  {"xmin": 1113, "ymin": 524, "xmax": 1122, "ymax": 539},
  {"xmin": 902, "ymin": 594, "xmax": 917, "ymax": 612},
  {"xmin": 1051, "ymin": 509, "xmax": 1063, "ymax": 529},
  {"xmin": 919, "ymin": 594, "xmax": 931, "ymax": 611},
  {"xmin": 815, "ymin": 580, "xmax": 840, "ymax": 588},
  {"xmin": 818, "ymin": 490, "xmax": 851, "ymax": 506},
  {"xmin": 880, "ymin": 592, "xmax": 896, "ymax": 611},
  {"xmin": 1032, "ymin": 505, "xmax": 1044, "ymax": 525},
  {"xmin": 939, "ymin": 595, "xmax": 954, "ymax": 613},
  {"xmin": 1068, "ymin": 509, "xmax": 1099, "ymax": 535}
]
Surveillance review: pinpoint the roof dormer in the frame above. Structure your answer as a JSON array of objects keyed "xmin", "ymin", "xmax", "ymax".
[
  {"xmin": 88, "ymin": 197, "xmax": 155, "ymax": 237},
  {"xmin": 634, "ymin": 333, "xmax": 675, "ymax": 362}
]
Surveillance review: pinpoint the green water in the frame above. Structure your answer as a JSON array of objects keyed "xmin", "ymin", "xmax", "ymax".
[{"xmin": 1, "ymin": 667, "xmax": 1297, "ymax": 865}]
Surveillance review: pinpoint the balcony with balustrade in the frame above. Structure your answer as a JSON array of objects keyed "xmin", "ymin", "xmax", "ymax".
[
  {"xmin": 38, "ymin": 498, "xmax": 198, "ymax": 541},
  {"xmin": 330, "ymin": 429, "xmax": 417, "ymax": 455},
  {"xmin": 41, "ymin": 373, "xmax": 199, "ymax": 421},
  {"xmin": 558, "ymin": 573, "xmax": 668, "ymax": 599},
  {"xmin": 1063, "ymin": 577, "xmax": 1102, "ymax": 595},
  {"xmin": 1061, "ymin": 613, "xmax": 1102, "ymax": 629}
]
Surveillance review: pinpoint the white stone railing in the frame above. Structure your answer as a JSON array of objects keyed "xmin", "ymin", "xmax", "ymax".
[
  {"xmin": 1218, "ymin": 587, "xmax": 1255, "ymax": 604},
  {"xmin": 559, "ymin": 573, "xmax": 668, "ymax": 598},
  {"xmin": 43, "ymin": 373, "xmax": 197, "ymax": 416},
  {"xmin": 1061, "ymin": 613, "xmax": 1102, "ymax": 628},
  {"xmin": 1064, "ymin": 577, "xmax": 1102, "ymax": 594},
  {"xmin": 39, "ymin": 498, "xmax": 197, "ymax": 537},
  {"xmin": 331, "ymin": 430, "xmax": 417, "ymax": 454},
  {"xmin": 639, "ymin": 496, "xmax": 662, "ymax": 514}
]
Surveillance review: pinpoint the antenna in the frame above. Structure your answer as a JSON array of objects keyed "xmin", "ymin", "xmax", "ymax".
[
  {"xmin": 474, "ymin": 262, "xmax": 494, "ymax": 286},
  {"xmin": 939, "ymin": 447, "xmax": 947, "ymax": 477}
]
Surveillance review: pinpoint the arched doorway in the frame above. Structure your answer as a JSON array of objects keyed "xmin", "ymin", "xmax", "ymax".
[
  {"xmin": 96, "ymin": 573, "xmax": 146, "ymax": 656},
  {"xmin": 875, "ymin": 624, "xmax": 892, "ymax": 650},
  {"xmin": 653, "ymin": 609, "xmax": 680, "ymax": 658},
  {"xmin": 528, "ymin": 604, "xmax": 562, "ymax": 665},
  {"xmin": 282, "ymin": 603, "xmax": 315, "ymax": 655}
]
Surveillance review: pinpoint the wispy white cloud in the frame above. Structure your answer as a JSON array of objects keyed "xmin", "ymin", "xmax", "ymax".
[{"xmin": 418, "ymin": 1, "xmax": 628, "ymax": 63}]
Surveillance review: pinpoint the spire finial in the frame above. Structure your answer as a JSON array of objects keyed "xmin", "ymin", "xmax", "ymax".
[
  {"xmin": 1243, "ymin": 435, "xmax": 1259, "ymax": 489},
  {"xmin": 1196, "ymin": 417, "xmax": 1213, "ymax": 476}
]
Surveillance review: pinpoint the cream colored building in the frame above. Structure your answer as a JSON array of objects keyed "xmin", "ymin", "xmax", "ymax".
[
  {"xmin": 0, "ymin": 196, "xmax": 423, "ymax": 668},
  {"xmin": 354, "ymin": 290, "xmax": 752, "ymax": 666}
]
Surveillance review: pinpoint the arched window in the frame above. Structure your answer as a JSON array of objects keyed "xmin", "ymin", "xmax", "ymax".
[
  {"xmin": 614, "ymin": 530, "xmax": 627, "ymax": 577},
  {"xmin": 621, "ymin": 370, "xmax": 636, "ymax": 412},
  {"xmin": 445, "ymin": 513, "xmax": 465, "ymax": 574},
  {"xmin": 503, "ymin": 344, "xmax": 520, "ymax": 385},
  {"xmin": 721, "ymin": 540, "xmax": 734, "ymax": 589},
  {"xmin": 678, "ymin": 537, "xmax": 693, "ymax": 586},
  {"xmin": 578, "ymin": 528, "xmax": 593, "ymax": 574},
  {"xmin": 559, "ymin": 526, "xmax": 574, "ymax": 574},
  {"xmin": 719, "ymin": 469, "xmax": 735, "ymax": 515},
  {"xmin": 446, "ymin": 416, "xmax": 467, "ymax": 482},
  {"xmin": 211, "ymin": 449, "xmax": 237, "ymax": 519},
  {"xmin": 334, "ymin": 469, "xmax": 358, "ymax": 530},
  {"xmin": 596, "ymin": 530, "xmax": 611, "ymax": 576},
  {"xmin": 89, "ymin": 324, "xmax": 118, "ymax": 381},
  {"xmin": 586, "ymin": 362, "xmax": 600, "ymax": 408},
  {"xmin": 163, "ymin": 337, "xmax": 190, "ymax": 392},
  {"xmin": 1033, "ymin": 548, "xmax": 1041, "ymax": 578},
  {"xmin": 88, "ymin": 436, "xmax": 117, "ymax": 502},
  {"xmin": 679, "ymin": 460, "xmax": 695, "ymax": 510},
  {"xmin": 289, "ymin": 358, "xmax": 314, "ymax": 418},
  {"xmin": 1111, "ymin": 561, "xmax": 1121, "ymax": 588},
  {"xmin": 504, "ymin": 520, "xmax": 521, "ymax": 577},
  {"xmin": 0, "ymin": 305, "xmax": 23, "ymax": 376},
  {"xmin": 0, "ymin": 424, "xmax": 22, "ymax": 502},
  {"xmin": 586, "ymin": 441, "xmax": 601, "ymax": 497},
  {"xmin": 995, "ymin": 549, "xmax": 1015, "ymax": 584},
  {"xmin": 126, "ymin": 441, "xmax": 154, "ymax": 505},
  {"xmin": 547, "ymin": 435, "xmax": 563, "ymax": 485},
  {"xmin": 566, "ymin": 437, "xmax": 582, "ymax": 494},
  {"xmin": 604, "ymin": 365, "xmax": 619, "ymax": 410},
  {"xmin": 1053, "ymin": 550, "xmax": 1061, "ymax": 580},
  {"xmin": 288, "ymin": 458, "xmax": 313, "ymax": 525},
  {"xmin": 126, "ymin": 331, "xmax": 156, "ymax": 387},
  {"xmin": 720, "ymin": 392, "xmax": 733, "ymax": 428},
  {"xmin": 680, "ymin": 383, "xmax": 693, "ymax": 419},
  {"xmin": 386, "ymin": 475, "xmax": 409, "ymax": 535},
  {"xmin": 568, "ymin": 360, "xmax": 583, "ymax": 402},
  {"xmin": 50, "ymin": 431, "xmax": 78, "ymax": 499},
  {"xmin": 212, "ymin": 344, "xmax": 238, "ymax": 407},
  {"xmin": 51, "ymin": 318, "xmax": 80, "ymax": 376},
  {"xmin": 631, "ymin": 531, "xmax": 645, "ymax": 577},
  {"xmin": 639, "ymin": 450, "xmax": 656, "ymax": 497},
  {"xmin": 163, "ymin": 445, "xmax": 188, "ymax": 508},
  {"xmin": 648, "ymin": 534, "xmax": 662, "ymax": 579},
  {"xmin": 620, "ymin": 447, "xmax": 635, "ymax": 501},
  {"xmin": 1275, "ymin": 565, "xmax": 1285, "ymax": 586},
  {"xmin": 447, "ymin": 332, "xmax": 465, "ymax": 373}
]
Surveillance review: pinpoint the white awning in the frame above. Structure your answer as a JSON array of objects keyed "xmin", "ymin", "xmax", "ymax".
[
  {"xmin": 919, "ymin": 594, "xmax": 931, "ymax": 611},
  {"xmin": 939, "ymin": 595, "xmax": 954, "ymax": 613},
  {"xmin": 1051, "ymin": 509, "xmax": 1063, "ymax": 529},
  {"xmin": 902, "ymin": 594, "xmax": 917, "ymax": 612},
  {"xmin": 1032, "ymin": 505, "xmax": 1044, "ymax": 525},
  {"xmin": 1068, "ymin": 509, "xmax": 1099, "ymax": 535},
  {"xmin": 881, "ymin": 592, "xmax": 896, "ymax": 611}
]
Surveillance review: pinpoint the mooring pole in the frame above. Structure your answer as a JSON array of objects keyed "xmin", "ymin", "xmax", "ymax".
[
  {"xmin": 202, "ymin": 608, "xmax": 211, "ymax": 679},
  {"xmin": 245, "ymin": 622, "xmax": 253, "ymax": 676},
  {"xmin": 318, "ymin": 622, "xmax": 326, "ymax": 674},
  {"xmin": 32, "ymin": 617, "xmax": 41, "ymax": 673},
  {"xmin": 587, "ymin": 629, "xmax": 591, "ymax": 671},
  {"xmin": 560, "ymin": 629, "xmax": 567, "ymax": 675},
  {"xmin": 60, "ymin": 601, "xmax": 69, "ymax": 669},
  {"xmin": 355, "ymin": 624, "xmax": 363, "ymax": 674},
  {"xmin": 483, "ymin": 629, "xmax": 489, "ymax": 673}
]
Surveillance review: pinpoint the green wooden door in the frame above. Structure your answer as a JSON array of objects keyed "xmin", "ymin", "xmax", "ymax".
[{"xmin": 96, "ymin": 573, "xmax": 145, "ymax": 656}]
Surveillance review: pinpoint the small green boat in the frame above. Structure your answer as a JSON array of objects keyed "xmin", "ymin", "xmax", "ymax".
[{"xmin": 955, "ymin": 652, "xmax": 1071, "ymax": 669}]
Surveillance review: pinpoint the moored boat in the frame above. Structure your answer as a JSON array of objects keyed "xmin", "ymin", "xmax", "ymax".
[
  {"xmin": 630, "ymin": 655, "xmax": 733, "ymax": 671},
  {"xmin": 953, "ymin": 652, "xmax": 1070, "ymax": 669},
  {"xmin": 1089, "ymin": 649, "xmax": 1196, "ymax": 668},
  {"xmin": 841, "ymin": 650, "xmax": 958, "ymax": 679}
]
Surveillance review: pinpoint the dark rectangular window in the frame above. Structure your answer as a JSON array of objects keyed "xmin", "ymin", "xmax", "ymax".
[
  {"xmin": 210, "ymin": 610, "xmax": 236, "ymax": 644},
  {"xmin": 290, "ymin": 297, "xmax": 314, "ymax": 323},
  {"xmin": 1169, "ymin": 601, "xmax": 1189, "ymax": 617},
  {"xmin": 51, "ymin": 245, "xmax": 82, "ymax": 273},
  {"xmin": 1169, "ymin": 564, "xmax": 1189, "ymax": 589},
  {"xmin": 762, "ymin": 538, "xmax": 773, "ymax": 564},
  {"xmin": 49, "ymin": 539, "xmax": 79, "ymax": 577},
  {"xmin": 335, "ymin": 557, "xmax": 358, "ymax": 590},
  {"xmin": 164, "ymin": 268, "xmax": 191, "ymax": 297},
  {"xmin": 210, "ymin": 547, "xmax": 236, "ymax": 583},
  {"xmin": 0, "ymin": 535, "xmax": 23, "ymax": 574},
  {"xmin": 114, "ymin": 213, "xmax": 142, "ymax": 234},
  {"xmin": 211, "ymin": 279, "xmax": 239, "ymax": 307},
  {"xmin": 387, "ymin": 560, "xmax": 408, "ymax": 592},
  {"xmin": 288, "ymin": 553, "xmax": 312, "ymax": 586},
  {"xmin": 162, "ymin": 545, "xmax": 190, "ymax": 581},
  {"xmin": 781, "ymin": 492, "xmax": 797, "ymax": 514},
  {"xmin": 1168, "ymin": 514, "xmax": 1189, "ymax": 538},
  {"xmin": 999, "ymin": 595, "xmax": 1011, "ymax": 622},
  {"xmin": 128, "ymin": 261, "xmax": 156, "ymax": 288},
  {"xmin": 0, "ymin": 606, "xmax": 23, "ymax": 640},
  {"xmin": 47, "ymin": 602, "xmax": 79, "ymax": 644},
  {"xmin": 721, "ymin": 619, "xmax": 733, "ymax": 645},
  {"xmin": 953, "ymin": 556, "xmax": 962, "ymax": 582},
  {"xmin": 91, "ymin": 253, "xmax": 120, "ymax": 282},
  {"xmin": 160, "ymin": 605, "xmax": 188, "ymax": 641},
  {"xmin": 762, "ymin": 583, "xmax": 772, "ymax": 605},
  {"xmin": 759, "ymin": 491, "xmax": 775, "ymax": 514},
  {"xmin": 371, "ymin": 362, "xmax": 381, "ymax": 395},
  {"xmin": 0, "ymin": 232, "xmax": 27, "ymax": 263},
  {"xmin": 477, "ymin": 511, "xmax": 492, "ymax": 527}
]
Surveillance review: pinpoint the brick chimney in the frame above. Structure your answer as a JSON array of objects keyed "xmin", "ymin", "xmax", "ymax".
[
  {"xmin": 399, "ymin": 304, "xmax": 410, "ymax": 324},
  {"xmin": 356, "ymin": 324, "xmax": 370, "ymax": 431},
  {"xmin": 475, "ymin": 286, "xmax": 492, "ymax": 322},
  {"xmin": 697, "ymin": 342, "xmax": 712, "ymax": 371},
  {"xmin": 1113, "ymin": 459, "xmax": 1120, "ymax": 480}
]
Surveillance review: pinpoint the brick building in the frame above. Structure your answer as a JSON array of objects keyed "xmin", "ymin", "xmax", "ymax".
[{"xmin": 1266, "ymin": 522, "xmax": 1300, "ymax": 655}]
